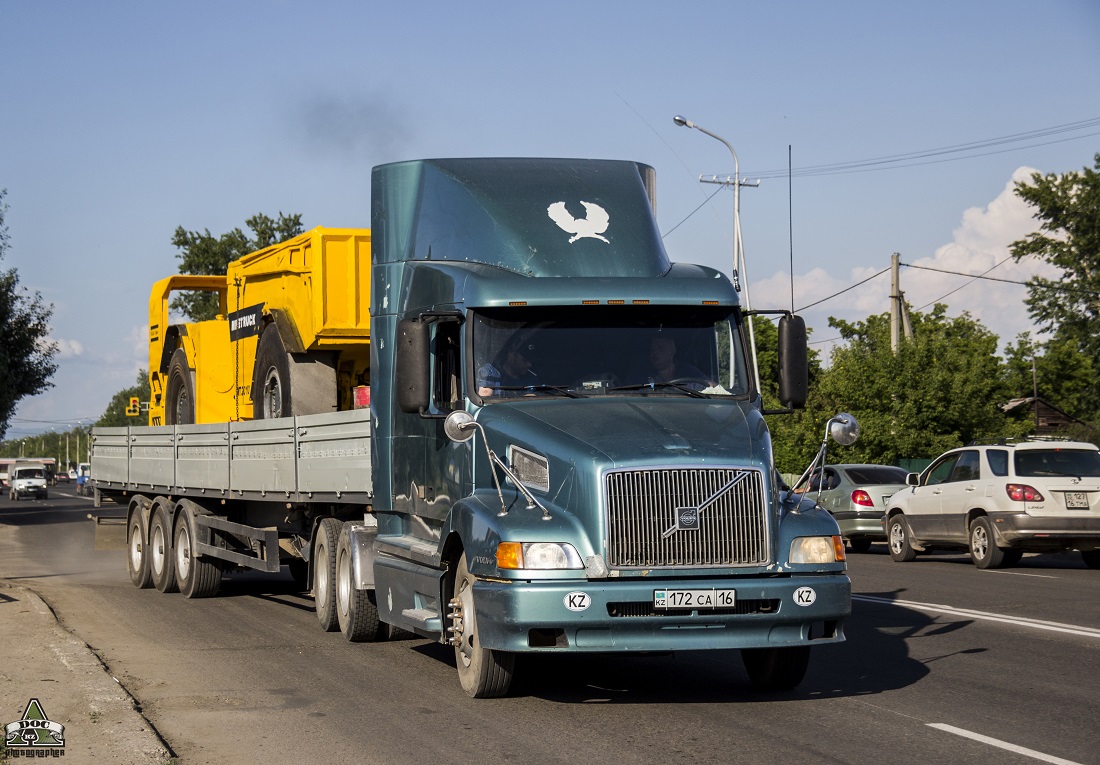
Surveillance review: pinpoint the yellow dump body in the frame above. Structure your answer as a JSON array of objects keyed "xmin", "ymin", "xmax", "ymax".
[{"xmin": 147, "ymin": 227, "xmax": 372, "ymax": 425}]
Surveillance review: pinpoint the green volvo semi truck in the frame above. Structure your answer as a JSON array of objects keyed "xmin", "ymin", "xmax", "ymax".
[{"xmin": 93, "ymin": 157, "xmax": 853, "ymax": 697}]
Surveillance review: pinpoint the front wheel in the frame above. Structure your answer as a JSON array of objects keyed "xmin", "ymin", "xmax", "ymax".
[
  {"xmin": 165, "ymin": 348, "xmax": 196, "ymax": 425},
  {"xmin": 450, "ymin": 553, "xmax": 514, "ymax": 698},
  {"xmin": 887, "ymin": 515, "xmax": 918, "ymax": 562},
  {"xmin": 969, "ymin": 516, "xmax": 1006, "ymax": 569},
  {"xmin": 741, "ymin": 646, "xmax": 811, "ymax": 691}
]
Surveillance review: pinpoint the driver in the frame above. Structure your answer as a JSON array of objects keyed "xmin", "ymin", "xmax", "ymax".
[
  {"xmin": 477, "ymin": 340, "xmax": 539, "ymax": 397},
  {"xmin": 645, "ymin": 333, "xmax": 707, "ymax": 385}
]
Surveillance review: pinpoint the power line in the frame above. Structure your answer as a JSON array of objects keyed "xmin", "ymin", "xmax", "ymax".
[
  {"xmin": 796, "ymin": 267, "xmax": 890, "ymax": 312},
  {"xmin": 745, "ymin": 116, "xmax": 1100, "ymax": 180}
]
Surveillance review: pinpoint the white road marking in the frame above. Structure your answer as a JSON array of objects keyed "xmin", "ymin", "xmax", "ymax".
[
  {"xmin": 927, "ymin": 724, "xmax": 1083, "ymax": 765},
  {"xmin": 854, "ymin": 595, "xmax": 1100, "ymax": 639},
  {"xmin": 982, "ymin": 570, "xmax": 1059, "ymax": 579}
]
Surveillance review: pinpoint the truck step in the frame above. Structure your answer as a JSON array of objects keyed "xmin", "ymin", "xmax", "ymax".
[{"xmin": 401, "ymin": 608, "xmax": 442, "ymax": 631}]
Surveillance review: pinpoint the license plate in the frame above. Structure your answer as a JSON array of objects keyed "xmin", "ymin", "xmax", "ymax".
[
  {"xmin": 1065, "ymin": 492, "xmax": 1089, "ymax": 509},
  {"xmin": 654, "ymin": 589, "xmax": 736, "ymax": 609}
]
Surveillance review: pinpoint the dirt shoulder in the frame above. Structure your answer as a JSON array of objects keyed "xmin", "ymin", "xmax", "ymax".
[{"xmin": 0, "ymin": 580, "xmax": 172, "ymax": 764}]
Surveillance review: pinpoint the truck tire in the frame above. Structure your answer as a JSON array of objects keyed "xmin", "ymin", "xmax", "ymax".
[
  {"xmin": 451, "ymin": 552, "xmax": 514, "ymax": 698},
  {"xmin": 969, "ymin": 516, "xmax": 1006, "ymax": 569},
  {"xmin": 127, "ymin": 509, "xmax": 153, "ymax": 589},
  {"xmin": 174, "ymin": 502, "xmax": 222, "ymax": 598},
  {"xmin": 314, "ymin": 518, "xmax": 342, "ymax": 632},
  {"xmin": 165, "ymin": 348, "xmax": 196, "ymax": 425},
  {"xmin": 149, "ymin": 504, "xmax": 179, "ymax": 593},
  {"xmin": 887, "ymin": 514, "xmax": 918, "ymax": 562},
  {"xmin": 253, "ymin": 325, "xmax": 337, "ymax": 419},
  {"xmin": 741, "ymin": 646, "xmax": 811, "ymax": 691},
  {"xmin": 336, "ymin": 524, "xmax": 385, "ymax": 642}
]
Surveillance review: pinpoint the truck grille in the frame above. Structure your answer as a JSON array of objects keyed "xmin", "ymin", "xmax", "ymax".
[{"xmin": 605, "ymin": 467, "xmax": 770, "ymax": 568}]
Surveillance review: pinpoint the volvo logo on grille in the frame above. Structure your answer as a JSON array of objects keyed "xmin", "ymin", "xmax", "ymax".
[
  {"xmin": 662, "ymin": 471, "xmax": 751, "ymax": 538},
  {"xmin": 676, "ymin": 507, "xmax": 700, "ymax": 531}
]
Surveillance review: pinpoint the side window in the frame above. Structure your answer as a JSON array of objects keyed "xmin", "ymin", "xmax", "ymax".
[
  {"xmin": 950, "ymin": 450, "xmax": 981, "ymax": 482},
  {"xmin": 924, "ymin": 455, "xmax": 958, "ymax": 487},
  {"xmin": 986, "ymin": 449, "xmax": 1008, "ymax": 477},
  {"xmin": 823, "ymin": 468, "xmax": 841, "ymax": 490},
  {"xmin": 432, "ymin": 321, "xmax": 462, "ymax": 413}
]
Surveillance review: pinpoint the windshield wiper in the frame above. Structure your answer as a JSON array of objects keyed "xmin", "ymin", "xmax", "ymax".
[
  {"xmin": 493, "ymin": 384, "xmax": 583, "ymax": 398},
  {"xmin": 609, "ymin": 382, "xmax": 707, "ymax": 398}
]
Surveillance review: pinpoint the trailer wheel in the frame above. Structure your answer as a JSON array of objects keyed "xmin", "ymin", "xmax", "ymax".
[
  {"xmin": 165, "ymin": 348, "xmax": 196, "ymax": 425},
  {"xmin": 127, "ymin": 510, "xmax": 153, "ymax": 589},
  {"xmin": 174, "ymin": 503, "xmax": 222, "ymax": 598},
  {"xmin": 741, "ymin": 646, "xmax": 811, "ymax": 691},
  {"xmin": 253, "ymin": 325, "xmax": 337, "ymax": 419},
  {"xmin": 149, "ymin": 505, "xmax": 178, "ymax": 593},
  {"xmin": 451, "ymin": 552, "xmax": 514, "ymax": 698},
  {"xmin": 314, "ymin": 518, "xmax": 341, "ymax": 632},
  {"xmin": 336, "ymin": 524, "xmax": 385, "ymax": 642}
]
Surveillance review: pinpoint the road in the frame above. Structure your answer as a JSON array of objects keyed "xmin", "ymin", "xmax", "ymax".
[{"xmin": 2, "ymin": 491, "xmax": 1097, "ymax": 765}]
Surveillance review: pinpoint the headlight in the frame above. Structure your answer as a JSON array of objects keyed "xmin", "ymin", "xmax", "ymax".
[
  {"xmin": 496, "ymin": 542, "xmax": 584, "ymax": 570},
  {"xmin": 789, "ymin": 536, "xmax": 846, "ymax": 564}
]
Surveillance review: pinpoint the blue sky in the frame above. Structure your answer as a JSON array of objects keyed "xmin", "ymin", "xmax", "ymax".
[{"xmin": 2, "ymin": 1, "xmax": 1099, "ymax": 437}]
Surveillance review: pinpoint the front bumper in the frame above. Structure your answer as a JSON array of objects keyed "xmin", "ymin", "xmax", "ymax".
[
  {"xmin": 991, "ymin": 513, "xmax": 1100, "ymax": 550},
  {"xmin": 472, "ymin": 573, "xmax": 851, "ymax": 653}
]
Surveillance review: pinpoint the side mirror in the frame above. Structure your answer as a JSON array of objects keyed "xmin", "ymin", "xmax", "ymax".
[
  {"xmin": 778, "ymin": 315, "xmax": 808, "ymax": 409},
  {"xmin": 396, "ymin": 318, "xmax": 431, "ymax": 414},
  {"xmin": 443, "ymin": 410, "xmax": 477, "ymax": 443},
  {"xmin": 829, "ymin": 412, "xmax": 860, "ymax": 445},
  {"xmin": 906, "ymin": 472, "xmax": 919, "ymax": 487}
]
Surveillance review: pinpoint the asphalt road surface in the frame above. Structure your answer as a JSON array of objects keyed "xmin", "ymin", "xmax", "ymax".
[{"xmin": 2, "ymin": 491, "xmax": 1097, "ymax": 765}]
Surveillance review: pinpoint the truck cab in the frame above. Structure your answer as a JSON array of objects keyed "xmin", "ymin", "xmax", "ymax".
[{"xmin": 369, "ymin": 158, "xmax": 848, "ymax": 696}]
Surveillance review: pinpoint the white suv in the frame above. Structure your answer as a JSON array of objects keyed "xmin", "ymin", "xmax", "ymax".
[{"xmin": 884, "ymin": 440, "xmax": 1100, "ymax": 569}]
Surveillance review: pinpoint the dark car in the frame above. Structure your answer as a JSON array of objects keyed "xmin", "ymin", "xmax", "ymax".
[{"xmin": 794, "ymin": 464, "xmax": 910, "ymax": 552}]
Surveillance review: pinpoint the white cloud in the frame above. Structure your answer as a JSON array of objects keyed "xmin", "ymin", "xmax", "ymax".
[
  {"xmin": 52, "ymin": 338, "xmax": 85, "ymax": 358},
  {"xmin": 754, "ymin": 167, "xmax": 1062, "ymax": 352}
]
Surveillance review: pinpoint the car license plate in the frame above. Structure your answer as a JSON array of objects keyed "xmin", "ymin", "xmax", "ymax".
[
  {"xmin": 654, "ymin": 589, "xmax": 736, "ymax": 609},
  {"xmin": 1065, "ymin": 492, "xmax": 1089, "ymax": 509}
]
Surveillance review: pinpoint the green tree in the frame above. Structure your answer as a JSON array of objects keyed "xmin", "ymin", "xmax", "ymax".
[
  {"xmin": 1010, "ymin": 154, "xmax": 1100, "ymax": 420},
  {"xmin": 0, "ymin": 189, "xmax": 58, "ymax": 441},
  {"xmin": 96, "ymin": 370, "xmax": 152, "ymax": 428},
  {"xmin": 171, "ymin": 212, "xmax": 303, "ymax": 321},
  {"xmin": 769, "ymin": 305, "xmax": 1027, "ymax": 471}
]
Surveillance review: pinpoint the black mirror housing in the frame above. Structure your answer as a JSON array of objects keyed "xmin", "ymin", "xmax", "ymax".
[
  {"xmin": 396, "ymin": 318, "xmax": 431, "ymax": 414},
  {"xmin": 778, "ymin": 315, "xmax": 808, "ymax": 409}
]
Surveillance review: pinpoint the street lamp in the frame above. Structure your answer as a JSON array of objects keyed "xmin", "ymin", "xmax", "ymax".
[{"xmin": 674, "ymin": 114, "xmax": 760, "ymax": 390}]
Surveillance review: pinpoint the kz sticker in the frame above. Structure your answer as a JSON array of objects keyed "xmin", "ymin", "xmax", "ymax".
[{"xmin": 793, "ymin": 587, "xmax": 817, "ymax": 607}]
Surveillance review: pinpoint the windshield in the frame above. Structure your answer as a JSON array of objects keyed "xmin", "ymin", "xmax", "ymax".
[
  {"xmin": 16, "ymin": 468, "xmax": 44, "ymax": 479},
  {"xmin": 471, "ymin": 306, "xmax": 751, "ymax": 400},
  {"xmin": 1015, "ymin": 448, "xmax": 1100, "ymax": 478}
]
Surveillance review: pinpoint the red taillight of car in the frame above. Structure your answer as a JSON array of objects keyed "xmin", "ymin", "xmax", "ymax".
[
  {"xmin": 1006, "ymin": 484, "xmax": 1045, "ymax": 502},
  {"xmin": 851, "ymin": 490, "xmax": 875, "ymax": 507}
]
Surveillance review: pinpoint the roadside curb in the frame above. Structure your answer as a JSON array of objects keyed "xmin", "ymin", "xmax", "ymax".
[{"xmin": 0, "ymin": 580, "xmax": 172, "ymax": 764}]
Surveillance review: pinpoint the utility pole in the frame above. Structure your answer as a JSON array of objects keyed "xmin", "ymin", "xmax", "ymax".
[
  {"xmin": 890, "ymin": 253, "xmax": 914, "ymax": 354},
  {"xmin": 673, "ymin": 115, "xmax": 763, "ymax": 390}
]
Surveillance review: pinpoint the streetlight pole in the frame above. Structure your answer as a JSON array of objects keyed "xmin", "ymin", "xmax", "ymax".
[{"xmin": 673, "ymin": 114, "xmax": 760, "ymax": 391}]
